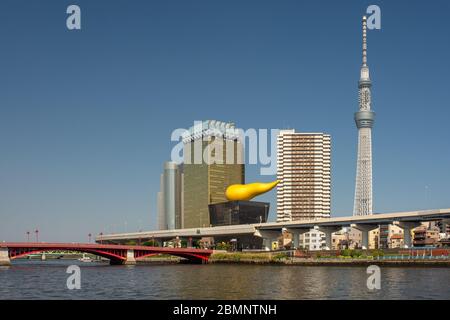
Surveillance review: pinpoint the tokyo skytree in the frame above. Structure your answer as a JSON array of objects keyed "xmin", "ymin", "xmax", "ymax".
[{"xmin": 353, "ymin": 16, "xmax": 375, "ymax": 216}]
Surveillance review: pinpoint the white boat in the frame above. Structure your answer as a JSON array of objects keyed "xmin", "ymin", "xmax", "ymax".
[{"xmin": 78, "ymin": 253, "xmax": 93, "ymax": 262}]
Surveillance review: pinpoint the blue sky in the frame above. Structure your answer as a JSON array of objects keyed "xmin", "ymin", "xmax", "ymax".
[{"xmin": 1, "ymin": 0, "xmax": 449, "ymax": 242}]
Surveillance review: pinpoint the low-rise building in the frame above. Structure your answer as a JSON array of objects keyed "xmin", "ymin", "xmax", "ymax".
[
  {"xmin": 369, "ymin": 229, "xmax": 379, "ymax": 249},
  {"xmin": 389, "ymin": 234, "xmax": 404, "ymax": 248},
  {"xmin": 331, "ymin": 231, "xmax": 347, "ymax": 250},
  {"xmin": 331, "ymin": 227, "xmax": 363, "ymax": 250},
  {"xmin": 378, "ymin": 224, "xmax": 405, "ymax": 249},
  {"xmin": 299, "ymin": 227, "xmax": 326, "ymax": 251},
  {"xmin": 413, "ymin": 225, "xmax": 440, "ymax": 247}
]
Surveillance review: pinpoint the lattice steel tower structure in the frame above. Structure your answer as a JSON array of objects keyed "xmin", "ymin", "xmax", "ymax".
[{"xmin": 353, "ymin": 16, "xmax": 375, "ymax": 216}]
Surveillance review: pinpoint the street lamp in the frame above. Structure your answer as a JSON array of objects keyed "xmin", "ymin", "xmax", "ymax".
[
  {"xmin": 138, "ymin": 229, "xmax": 143, "ymax": 245},
  {"xmin": 88, "ymin": 233, "xmax": 92, "ymax": 243},
  {"xmin": 99, "ymin": 232, "xmax": 103, "ymax": 244},
  {"xmin": 35, "ymin": 229, "xmax": 39, "ymax": 242},
  {"xmin": 26, "ymin": 231, "xmax": 30, "ymax": 242}
]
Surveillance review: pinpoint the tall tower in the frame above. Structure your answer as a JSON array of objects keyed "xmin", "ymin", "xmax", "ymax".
[{"xmin": 353, "ymin": 16, "xmax": 375, "ymax": 216}]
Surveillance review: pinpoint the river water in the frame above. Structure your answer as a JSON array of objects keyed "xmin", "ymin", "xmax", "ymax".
[{"xmin": 0, "ymin": 260, "xmax": 449, "ymax": 299}]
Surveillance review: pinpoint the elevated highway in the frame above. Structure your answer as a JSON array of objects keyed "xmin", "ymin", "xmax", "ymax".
[{"xmin": 95, "ymin": 208, "xmax": 450, "ymax": 250}]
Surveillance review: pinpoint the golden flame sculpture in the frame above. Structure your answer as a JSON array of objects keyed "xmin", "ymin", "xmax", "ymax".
[{"xmin": 225, "ymin": 180, "xmax": 279, "ymax": 201}]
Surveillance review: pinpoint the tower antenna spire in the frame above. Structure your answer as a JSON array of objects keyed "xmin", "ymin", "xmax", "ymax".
[{"xmin": 362, "ymin": 15, "xmax": 368, "ymax": 66}]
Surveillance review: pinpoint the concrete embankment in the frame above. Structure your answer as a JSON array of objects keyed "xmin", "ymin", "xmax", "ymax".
[
  {"xmin": 208, "ymin": 253, "xmax": 450, "ymax": 267},
  {"xmin": 286, "ymin": 258, "xmax": 450, "ymax": 267},
  {"xmin": 208, "ymin": 252, "xmax": 288, "ymax": 265}
]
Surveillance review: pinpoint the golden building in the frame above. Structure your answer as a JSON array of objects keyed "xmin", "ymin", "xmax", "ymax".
[{"xmin": 182, "ymin": 121, "xmax": 244, "ymax": 228}]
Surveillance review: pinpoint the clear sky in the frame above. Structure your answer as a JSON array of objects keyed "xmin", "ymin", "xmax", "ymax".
[{"xmin": 1, "ymin": 0, "xmax": 449, "ymax": 242}]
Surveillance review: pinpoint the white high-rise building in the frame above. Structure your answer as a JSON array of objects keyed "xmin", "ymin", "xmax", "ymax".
[
  {"xmin": 353, "ymin": 16, "xmax": 376, "ymax": 216},
  {"xmin": 276, "ymin": 130, "xmax": 331, "ymax": 222}
]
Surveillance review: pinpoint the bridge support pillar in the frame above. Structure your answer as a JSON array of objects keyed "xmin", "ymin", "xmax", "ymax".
[
  {"xmin": 352, "ymin": 224, "xmax": 378, "ymax": 249},
  {"xmin": 318, "ymin": 226, "xmax": 342, "ymax": 250},
  {"xmin": 286, "ymin": 228, "xmax": 309, "ymax": 249},
  {"xmin": 0, "ymin": 248, "xmax": 11, "ymax": 266},
  {"xmin": 124, "ymin": 249, "xmax": 136, "ymax": 265},
  {"xmin": 255, "ymin": 230, "xmax": 282, "ymax": 251},
  {"xmin": 396, "ymin": 222, "xmax": 421, "ymax": 248}
]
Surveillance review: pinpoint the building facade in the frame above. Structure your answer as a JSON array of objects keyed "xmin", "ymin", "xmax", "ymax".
[
  {"xmin": 332, "ymin": 227, "xmax": 363, "ymax": 250},
  {"xmin": 157, "ymin": 162, "xmax": 183, "ymax": 230},
  {"xmin": 276, "ymin": 130, "xmax": 331, "ymax": 222},
  {"xmin": 299, "ymin": 227, "xmax": 326, "ymax": 251},
  {"xmin": 378, "ymin": 224, "xmax": 405, "ymax": 249},
  {"xmin": 413, "ymin": 223, "xmax": 441, "ymax": 247},
  {"xmin": 182, "ymin": 120, "xmax": 245, "ymax": 228},
  {"xmin": 436, "ymin": 220, "xmax": 450, "ymax": 237}
]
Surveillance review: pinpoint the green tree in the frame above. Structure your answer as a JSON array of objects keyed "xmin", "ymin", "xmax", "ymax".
[
  {"xmin": 143, "ymin": 240, "xmax": 158, "ymax": 247},
  {"xmin": 192, "ymin": 240, "xmax": 200, "ymax": 248},
  {"xmin": 371, "ymin": 249, "xmax": 384, "ymax": 257},
  {"xmin": 215, "ymin": 242, "xmax": 231, "ymax": 251},
  {"xmin": 351, "ymin": 250, "xmax": 362, "ymax": 258},
  {"xmin": 341, "ymin": 249, "xmax": 352, "ymax": 257}
]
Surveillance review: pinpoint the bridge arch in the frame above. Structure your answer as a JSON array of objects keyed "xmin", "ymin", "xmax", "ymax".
[
  {"xmin": 8, "ymin": 248, "xmax": 127, "ymax": 264},
  {"xmin": 135, "ymin": 251, "xmax": 209, "ymax": 263},
  {"xmin": 2, "ymin": 243, "xmax": 213, "ymax": 265}
]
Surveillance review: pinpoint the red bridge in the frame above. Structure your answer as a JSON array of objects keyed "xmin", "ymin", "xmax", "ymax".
[{"xmin": 0, "ymin": 242, "xmax": 213, "ymax": 265}]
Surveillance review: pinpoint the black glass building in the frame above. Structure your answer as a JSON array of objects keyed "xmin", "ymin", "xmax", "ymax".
[{"xmin": 208, "ymin": 201, "xmax": 269, "ymax": 226}]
